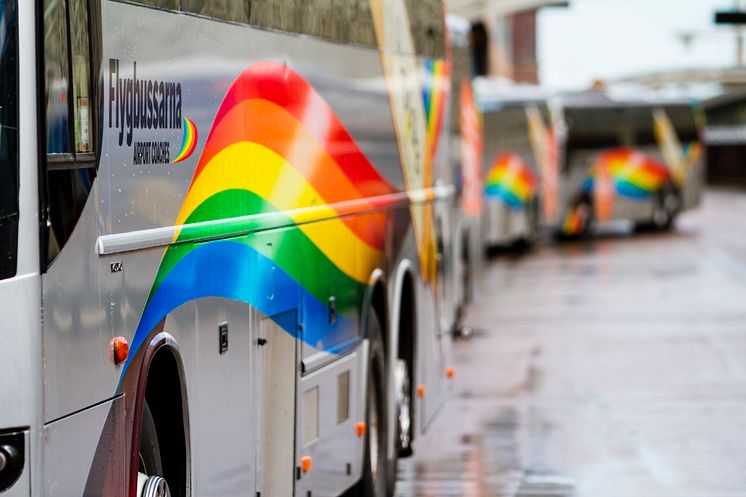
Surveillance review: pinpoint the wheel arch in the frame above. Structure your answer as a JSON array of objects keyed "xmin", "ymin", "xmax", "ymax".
[
  {"xmin": 129, "ymin": 332, "xmax": 191, "ymax": 497},
  {"xmin": 389, "ymin": 260, "xmax": 418, "ymax": 446}
]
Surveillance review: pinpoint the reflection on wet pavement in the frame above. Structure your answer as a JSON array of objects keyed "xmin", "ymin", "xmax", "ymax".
[
  {"xmin": 396, "ymin": 190, "xmax": 746, "ymax": 497},
  {"xmin": 397, "ymin": 405, "xmax": 576, "ymax": 497}
]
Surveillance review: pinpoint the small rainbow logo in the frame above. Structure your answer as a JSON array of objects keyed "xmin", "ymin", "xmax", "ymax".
[
  {"xmin": 172, "ymin": 116, "xmax": 198, "ymax": 163},
  {"xmin": 484, "ymin": 153, "xmax": 537, "ymax": 210}
]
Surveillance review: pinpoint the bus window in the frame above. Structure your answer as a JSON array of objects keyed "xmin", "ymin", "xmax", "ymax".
[
  {"xmin": 0, "ymin": 0, "xmax": 18, "ymax": 280},
  {"xmin": 43, "ymin": 0, "xmax": 97, "ymax": 266},
  {"xmin": 406, "ymin": 0, "xmax": 446, "ymax": 58},
  {"xmin": 69, "ymin": 0, "xmax": 91, "ymax": 153},
  {"xmin": 133, "ymin": 0, "xmax": 179, "ymax": 8},
  {"xmin": 181, "ymin": 0, "xmax": 250, "ymax": 24},
  {"xmin": 44, "ymin": 0, "xmax": 70, "ymax": 154}
]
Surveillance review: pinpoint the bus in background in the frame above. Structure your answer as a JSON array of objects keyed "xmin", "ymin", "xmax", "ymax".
[
  {"xmin": 446, "ymin": 14, "xmax": 483, "ymax": 322},
  {"xmin": 554, "ymin": 89, "xmax": 705, "ymax": 237},
  {"xmin": 0, "ymin": 1, "xmax": 457, "ymax": 496},
  {"xmin": 475, "ymin": 79, "xmax": 559, "ymax": 248}
]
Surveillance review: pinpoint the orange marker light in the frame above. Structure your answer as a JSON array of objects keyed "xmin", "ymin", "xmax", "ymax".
[
  {"xmin": 356, "ymin": 422, "xmax": 367, "ymax": 438},
  {"xmin": 446, "ymin": 366, "xmax": 455, "ymax": 379},
  {"xmin": 111, "ymin": 337, "xmax": 129, "ymax": 365},
  {"xmin": 301, "ymin": 456, "xmax": 312, "ymax": 473},
  {"xmin": 417, "ymin": 384, "xmax": 426, "ymax": 398}
]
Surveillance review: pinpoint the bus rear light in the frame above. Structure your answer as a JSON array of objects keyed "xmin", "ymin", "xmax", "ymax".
[
  {"xmin": 446, "ymin": 366, "xmax": 455, "ymax": 379},
  {"xmin": 111, "ymin": 336, "xmax": 129, "ymax": 365},
  {"xmin": 356, "ymin": 422, "xmax": 366, "ymax": 438},
  {"xmin": 301, "ymin": 456, "xmax": 312, "ymax": 473},
  {"xmin": 417, "ymin": 384, "xmax": 426, "ymax": 398}
]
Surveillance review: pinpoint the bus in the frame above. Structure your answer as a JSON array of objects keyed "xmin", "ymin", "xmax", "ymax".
[
  {"xmin": 475, "ymin": 79, "xmax": 558, "ymax": 247},
  {"xmin": 0, "ymin": 1, "xmax": 460, "ymax": 496},
  {"xmin": 554, "ymin": 89, "xmax": 705, "ymax": 236}
]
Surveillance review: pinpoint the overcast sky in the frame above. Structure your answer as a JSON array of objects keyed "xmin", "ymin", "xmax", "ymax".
[{"xmin": 538, "ymin": 0, "xmax": 744, "ymax": 89}]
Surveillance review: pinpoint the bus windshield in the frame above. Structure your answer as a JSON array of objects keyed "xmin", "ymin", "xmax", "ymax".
[{"xmin": 0, "ymin": 0, "xmax": 19, "ymax": 280}]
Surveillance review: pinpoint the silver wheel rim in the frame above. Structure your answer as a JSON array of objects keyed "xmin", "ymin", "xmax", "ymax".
[{"xmin": 394, "ymin": 359, "xmax": 411, "ymax": 452}]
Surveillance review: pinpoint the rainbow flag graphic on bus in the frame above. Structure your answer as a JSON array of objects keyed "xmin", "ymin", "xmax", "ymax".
[
  {"xmin": 582, "ymin": 149, "xmax": 671, "ymax": 201},
  {"xmin": 484, "ymin": 153, "xmax": 538, "ymax": 211},
  {"xmin": 562, "ymin": 142, "xmax": 702, "ymax": 233},
  {"xmin": 124, "ymin": 62, "xmax": 398, "ymax": 372},
  {"xmin": 423, "ymin": 58, "xmax": 449, "ymax": 164}
]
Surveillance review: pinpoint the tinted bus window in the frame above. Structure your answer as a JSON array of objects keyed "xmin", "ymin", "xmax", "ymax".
[
  {"xmin": 43, "ymin": 0, "xmax": 97, "ymax": 266},
  {"xmin": 406, "ymin": 0, "xmax": 446, "ymax": 58},
  {"xmin": 69, "ymin": 0, "xmax": 92, "ymax": 152},
  {"xmin": 182, "ymin": 0, "xmax": 250, "ymax": 24},
  {"xmin": 566, "ymin": 104, "xmax": 699, "ymax": 152},
  {"xmin": 0, "ymin": 0, "xmax": 18, "ymax": 280},
  {"xmin": 44, "ymin": 0, "xmax": 70, "ymax": 154},
  {"xmin": 124, "ymin": 0, "xmax": 444, "ymax": 55}
]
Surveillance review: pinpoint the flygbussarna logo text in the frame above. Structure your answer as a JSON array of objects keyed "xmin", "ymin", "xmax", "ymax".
[{"xmin": 108, "ymin": 58, "xmax": 182, "ymax": 147}]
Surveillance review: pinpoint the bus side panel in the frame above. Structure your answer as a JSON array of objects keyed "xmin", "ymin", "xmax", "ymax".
[
  {"xmin": 166, "ymin": 297, "xmax": 256, "ymax": 497},
  {"xmin": 42, "ymin": 189, "xmax": 112, "ymax": 423},
  {"xmin": 44, "ymin": 397, "xmax": 125, "ymax": 497}
]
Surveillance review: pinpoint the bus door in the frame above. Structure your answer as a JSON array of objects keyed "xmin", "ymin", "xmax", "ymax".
[
  {"xmin": 251, "ymin": 229, "xmax": 301, "ymax": 497},
  {"xmin": 296, "ymin": 218, "xmax": 364, "ymax": 497}
]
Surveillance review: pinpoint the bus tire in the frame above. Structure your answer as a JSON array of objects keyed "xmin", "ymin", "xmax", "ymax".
[
  {"xmin": 357, "ymin": 311, "xmax": 389, "ymax": 497},
  {"xmin": 652, "ymin": 183, "xmax": 680, "ymax": 231},
  {"xmin": 520, "ymin": 197, "xmax": 540, "ymax": 248},
  {"xmin": 137, "ymin": 401, "xmax": 174, "ymax": 497},
  {"xmin": 139, "ymin": 401, "xmax": 164, "ymax": 477}
]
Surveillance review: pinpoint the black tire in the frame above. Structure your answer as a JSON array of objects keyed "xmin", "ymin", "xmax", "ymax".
[
  {"xmin": 521, "ymin": 198, "xmax": 540, "ymax": 248},
  {"xmin": 356, "ymin": 311, "xmax": 389, "ymax": 497},
  {"xmin": 652, "ymin": 183, "xmax": 680, "ymax": 231},
  {"xmin": 138, "ymin": 401, "xmax": 164, "ymax": 477}
]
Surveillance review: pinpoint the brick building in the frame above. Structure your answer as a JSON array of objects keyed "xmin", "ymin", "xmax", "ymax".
[{"xmin": 448, "ymin": 0, "xmax": 566, "ymax": 83}]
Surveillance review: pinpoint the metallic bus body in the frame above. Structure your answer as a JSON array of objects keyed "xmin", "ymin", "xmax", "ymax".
[
  {"xmin": 1, "ymin": 1, "xmax": 457, "ymax": 496},
  {"xmin": 0, "ymin": 1, "xmax": 41, "ymax": 496},
  {"xmin": 553, "ymin": 91, "xmax": 705, "ymax": 235},
  {"xmin": 475, "ymin": 81, "xmax": 554, "ymax": 247}
]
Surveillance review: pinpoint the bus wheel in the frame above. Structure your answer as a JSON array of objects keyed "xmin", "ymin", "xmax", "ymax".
[
  {"xmin": 652, "ymin": 184, "xmax": 680, "ymax": 231},
  {"xmin": 394, "ymin": 359, "xmax": 412, "ymax": 458},
  {"xmin": 136, "ymin": 401, "xmax": 172, "ymax": 497},
  {"xmin": 521, "ymin": 198, "xmax": 540, "ymax": 247},
  {"xmin": 358, "ymin": 311, "xmax": 388, "ymax": 497}
]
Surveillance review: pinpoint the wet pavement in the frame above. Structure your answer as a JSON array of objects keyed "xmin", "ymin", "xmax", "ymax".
[{"xmin": 397, "ymin": 188, "xmax": 746, "ymax": 497}]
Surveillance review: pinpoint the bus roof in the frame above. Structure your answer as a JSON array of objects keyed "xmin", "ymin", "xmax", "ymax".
[
  {"xmin": 558, "ymin": 85, "xmax": 698, "ymax": 110},
  {"xmin": 474, "ymin": 77, "xmax": 554, "ymax": 112}
]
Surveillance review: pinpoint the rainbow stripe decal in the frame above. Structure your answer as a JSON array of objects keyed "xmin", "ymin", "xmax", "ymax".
[
  {"xmin": 683, "ymin": 141, "xmax": 702, "ymax": 170},
  {"xmin": 124, "ymin": 62, "xmax": 397, "ymax": 372},
  {"xmin": 484, "ymin": 153, "xmax": 537, "ymax": 210},
  {"xmin": 172, "ymin": 117, "xmax": 198, "ymax": 163},
  {"xmin": 582, "ymin": 149, "xmax": 670, "ymax": 199},
  {"xmin": 423, "ymin": 58, "xmax": 449, "ymax": 162}
]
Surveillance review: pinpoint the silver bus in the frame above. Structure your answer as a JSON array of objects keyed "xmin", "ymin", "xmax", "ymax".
[
  {"xmin": 0, "ymin": 1, "xmax": 462, "ymax": 496},
  {"xmin": 554, "ymin": 89, "xmax": 705, "ymax": 236},
  {"xmin": 475, "ymin": 80, "xmax": 557, "ymax": 247}
]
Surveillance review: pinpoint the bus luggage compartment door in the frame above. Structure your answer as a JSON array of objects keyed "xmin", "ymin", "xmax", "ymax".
[{"xmin": 255, "ymin": 310, "xmax": 298, "ymax": 497}]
